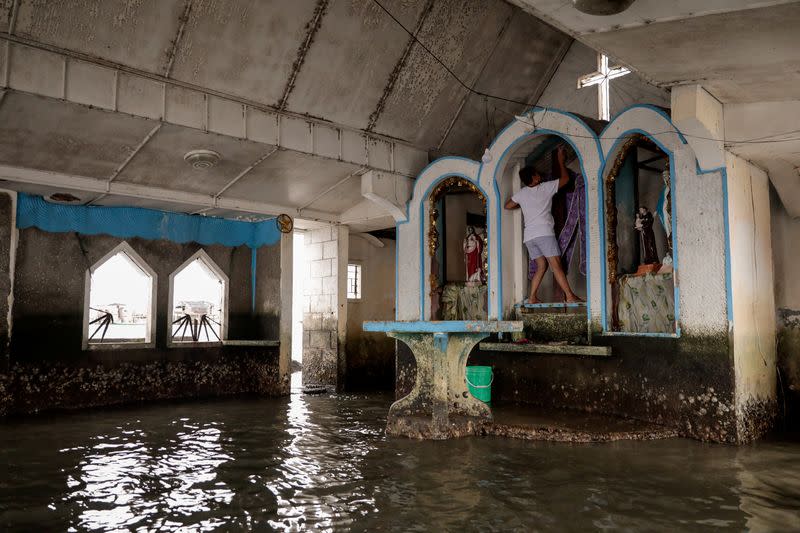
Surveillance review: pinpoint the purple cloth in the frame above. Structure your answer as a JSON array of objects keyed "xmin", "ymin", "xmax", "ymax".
[{"xmin": 528, "ymin": 171, "xmax": 586, "ymax": 279}]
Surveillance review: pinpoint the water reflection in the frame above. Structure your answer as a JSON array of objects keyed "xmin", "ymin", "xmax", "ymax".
[
  {"xmin": 66, "ymin": 420, "xmax": 234, "ymax": 531},
  {"xmin": 2, "ymin": 381, "xmax": 800, "ymax": 531}
]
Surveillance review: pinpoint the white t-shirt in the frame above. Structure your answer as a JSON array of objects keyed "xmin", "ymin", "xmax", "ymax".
[{"xmin": 512, "ymin": 180, "xmax": 560, "ymax": 243}]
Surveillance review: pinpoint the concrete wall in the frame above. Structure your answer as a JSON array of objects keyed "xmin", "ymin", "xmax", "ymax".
[
  {"xmin": 537, "ymin": 41, "xmax": 671, "ymax": 118},
  {"xmin": 303, "ymin": 224, "xmax": 348, "ymax": 390},
  {"xmin": 345, "ymin": 236, "xmax": 396, "ymax": 391},
  {"xmin": 11, "ymin": 229, "xmax": 280, "ymax": 361},
  {"xmin": 0, "ymin": 199, "xmax": 290, "ymax": 416},
  {"xmin": 0, "ymin": 191, "xmax": 15, "ymax": 369},
  {"xmin": 771, "ymin": 185, "xmax": 800, "ymax": 425}
]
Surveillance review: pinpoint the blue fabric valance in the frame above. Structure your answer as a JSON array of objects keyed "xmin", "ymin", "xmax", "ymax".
[{"xmin": 16, "ymin": 193, "xmax": 282, "ymax": 249}]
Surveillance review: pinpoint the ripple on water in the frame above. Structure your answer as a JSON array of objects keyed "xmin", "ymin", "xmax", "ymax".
[{"xmin": 1, "ymin": 384, "xmax": 800, "ymax": 531}]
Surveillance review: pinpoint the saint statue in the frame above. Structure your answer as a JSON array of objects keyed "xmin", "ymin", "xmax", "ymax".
[
  {"xmin": 464, "ymin": 225, "xmax": 485, "ymax": 285},
  {"xmin": 634, "ymin": 206, "xmax": 659, "ymax": 266}
]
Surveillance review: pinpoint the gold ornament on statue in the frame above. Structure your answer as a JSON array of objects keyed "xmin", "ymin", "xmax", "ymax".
[{"xmin": 277, "ymin": 214, "xmax": 293, "ymax": 233}]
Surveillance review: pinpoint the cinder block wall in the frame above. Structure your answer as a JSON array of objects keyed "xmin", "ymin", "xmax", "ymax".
[{"xmin": 303, "ymin": 225, "xmax": 348, "ymax": 390}]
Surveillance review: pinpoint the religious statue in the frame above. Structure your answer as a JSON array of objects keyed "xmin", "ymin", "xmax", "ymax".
[
  {"xmin": 463, "ymin": 225, "xmax": 485, "ymax": 285},
  {"xmin": 634, "ymin": 206, "xmax": 659, "ymax": 269}
]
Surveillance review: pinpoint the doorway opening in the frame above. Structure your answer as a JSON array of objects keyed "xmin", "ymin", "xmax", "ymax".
[{"xmin": 291, "ymin": 231, "xmax": 306, "ymax": 390}]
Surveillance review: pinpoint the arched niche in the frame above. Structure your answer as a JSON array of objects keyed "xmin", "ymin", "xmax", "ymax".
[
  {"xmin": 599, "ymin": 105, "xmax": 696, "ymax": 336},
  {"xmin": 602, "ymin": 133, "xmax": 676, "ymax": 333},
  {"xmin": 479, "ymin": 109, "xmax": 603, "ymax": 322},
  {"xmin": 395, "ymin": 157, "xmax": 484, "ymax": 321},
  {"xmin": 426, "ymin": 176, "xmax": 488, "ymax": 321}
]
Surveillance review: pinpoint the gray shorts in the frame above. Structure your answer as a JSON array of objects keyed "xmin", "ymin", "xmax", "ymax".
[{"xmin": 525, "ymin": 235, "xmax": 561, "ymax": 259}]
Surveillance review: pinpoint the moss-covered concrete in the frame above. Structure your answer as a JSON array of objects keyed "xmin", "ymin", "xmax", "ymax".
[
  {"xmin": 465, "ymin": 328, "xmax": 742, "ymax": 442},
  {"xmin": 387, "ymin": 331, "xmax": 493, "ymax": 439},
  {"xmin": 0, "ymin": 348, "xmax": 282, "ymax": 417},
  {"xmin": 777, "ymin": 308, "xmax": 800, "ymax": 428}
]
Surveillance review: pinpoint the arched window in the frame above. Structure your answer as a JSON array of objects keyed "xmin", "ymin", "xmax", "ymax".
[
  {"xmin": 83, "ymin": 242, "xmax": 156, "ymax": 348},
  {"xmin": 169, "ymin": 250, "xmax": 228, "ymax": 344}
]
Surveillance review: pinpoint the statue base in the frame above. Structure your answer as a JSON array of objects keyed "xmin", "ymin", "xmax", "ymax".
[{"xmin": 635, "ymin": 263, "xmax": 661, "ymax": 276}]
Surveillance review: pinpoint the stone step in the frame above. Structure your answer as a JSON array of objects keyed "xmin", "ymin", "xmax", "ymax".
[
  {"xmin": 480, "ymin": 341, "xmax": 611, "ymax": 357},
  {"xmin": 516, "ymin": 311, "xmax": 588, "ymax": 344}
]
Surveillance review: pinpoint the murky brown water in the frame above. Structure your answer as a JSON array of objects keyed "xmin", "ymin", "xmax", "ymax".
[{"xmin": 2, "ymin": 374, "xmax": 800, "ymax": 532}]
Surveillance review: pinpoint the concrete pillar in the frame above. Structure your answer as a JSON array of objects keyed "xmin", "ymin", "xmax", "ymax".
[
  {"xmin": 278, "ymin": 231, "xmax": 293, "ymax": 393},
  {"xmin": 302, "ymin": 224, "xmax": 348, "ymax": 390},
  {"xmin": 0, "ymin": 190, "xmax": 15, "ymax": 370},
  {"xmin": 725, "ymin": 153, "xmax": 777, "ymax": 440}
]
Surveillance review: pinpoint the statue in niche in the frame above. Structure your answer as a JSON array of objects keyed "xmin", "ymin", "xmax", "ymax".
[
  {"xmin": 464, "ymin": 225, "xmax": 485, "ymax": 286},
  {"xmin": 634, "ymin": 206, "xmax": 660, "ymax": 273}
]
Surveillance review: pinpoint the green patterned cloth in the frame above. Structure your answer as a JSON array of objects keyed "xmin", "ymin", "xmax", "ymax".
[
  {"xmin": 441, "ymin": 284, "xmax": 488, "ymax": 320},
  {"xmin": 618, "ymin": 272, "xmax": 675, "ymax": 333}
]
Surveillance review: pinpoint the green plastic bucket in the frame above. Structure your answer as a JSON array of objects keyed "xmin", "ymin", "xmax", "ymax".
[{"xmin": 466, "ymin": 365, "xmax": 493, "ymax": 404}]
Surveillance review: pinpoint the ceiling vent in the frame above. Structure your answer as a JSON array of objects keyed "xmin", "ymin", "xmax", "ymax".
[
  {"xmin": 184, "ymin": 149, "xmax": 222, "ymax": 170},
  {"xmin": 48, "ymin": 192, "xmax": 82, "ymax": 204},
  {"xmin": 573, "ymin": 0, "xmax": 635, "ymax": 16}
]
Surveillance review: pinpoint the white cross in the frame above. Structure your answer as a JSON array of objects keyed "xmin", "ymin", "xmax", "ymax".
[{"xmin": 577, "ymin": 53, "xmax": 631, "ymax": 121}]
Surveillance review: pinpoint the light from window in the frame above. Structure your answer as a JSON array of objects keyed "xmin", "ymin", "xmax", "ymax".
[
  {"xmin": 88, "ymin": 247, "xmax": 153, "ymax": 344},
  {"xmin": 347, "ymin": 263, "xmax": 361, "ymax": 300},
  {"xmin": 171, "ymin": 254, "xmax": 226, "ymax": 342}
]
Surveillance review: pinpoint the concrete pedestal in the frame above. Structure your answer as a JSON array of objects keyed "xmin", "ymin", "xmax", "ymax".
[{"xmin": 363, "ymin": 321, "xmax": 522, "ymax": 439}]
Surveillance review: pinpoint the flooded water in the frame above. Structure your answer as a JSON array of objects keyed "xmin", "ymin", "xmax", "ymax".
[{"xmin": 2, "ymin": 374, "xmax": 800, "ymax": 531}]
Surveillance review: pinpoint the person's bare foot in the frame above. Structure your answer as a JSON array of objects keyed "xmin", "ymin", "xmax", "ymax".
[
  {"xmin": 565, "ymin": 294, "xmax": 584, "ymax": 303},
  {"xmin": 525, "ymin": 297, "xmax": 540, "ymax": 305}
]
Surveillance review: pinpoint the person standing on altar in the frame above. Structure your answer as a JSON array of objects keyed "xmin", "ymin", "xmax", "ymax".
[{"xmin": 504, "ymin": 145, "xmax": 582, "ymax": 304}]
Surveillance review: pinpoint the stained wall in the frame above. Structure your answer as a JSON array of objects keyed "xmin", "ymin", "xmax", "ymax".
[
  {"xmin": 345, "ymin": 235, "xmax": 396, "ymax": 391},
  {"xmin": 0, "ymin": 191, "xmax": 290, "ymax": 416}
]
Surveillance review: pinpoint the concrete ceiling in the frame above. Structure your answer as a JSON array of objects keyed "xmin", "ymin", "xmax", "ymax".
[
  {"xmin": 510, "ymin": 0, "xmax": 800, "ymax": 216},
  {"xmin": 508, "ymin": 0, "xmax": 800, "ymax": 103},
  {"xmin": 0, "ymin": 0, "xmax": 574, "ymax": 230}
]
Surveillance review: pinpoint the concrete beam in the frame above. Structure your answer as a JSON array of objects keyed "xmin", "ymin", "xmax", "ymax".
[
  {"xmin": 360, "ymin": 169, "xmax": 414, "ymax": 222},
  {"xmin": 671, "ymin": 85, "xmax": 725, "ymax": 171},
  {"xmin": 352, "ymin": 232, "xmax": 385, "ymax": 248},
  {"xmin": 0, "ymin": 164, "xmax": 339, "ymax": 223},
  {"xmin": 0, "ymin": 36, "xmax": 428, "ymax": 178},
  {"xmin": 725, "ymin": 100, "xmax": 800, "ymax": 218}
]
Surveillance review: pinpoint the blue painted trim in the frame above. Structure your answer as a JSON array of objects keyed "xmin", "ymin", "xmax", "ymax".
[
  {"xmin": 251, "ymin": 248, "xmax": 257, "ymax": 313},
  {"xmin": 417, "ymin": 172, "xmax": 491, "ymax": 321},
  {"xmin": 600, "ymin": 104, "xmax": 688, "ymax": 145},
  {"xmin": 17, "ymin": 193, "xmax": 281, "ymax": 249},
  {"xmin": 363, "ymin": 320, "xmax": 522, "ymax": 333},
  {"xmin": 487, "ymin": 118, "xmax": 600, "ymax": 327},
  {"xmin": 598, "ymin": 129, "xmax": 682, "ymax": 336}
]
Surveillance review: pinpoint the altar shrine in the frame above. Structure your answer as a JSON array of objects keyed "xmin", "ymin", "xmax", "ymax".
[{"xmin": 368, "ymin": 103, "xmax": 776, "ymax": 444}]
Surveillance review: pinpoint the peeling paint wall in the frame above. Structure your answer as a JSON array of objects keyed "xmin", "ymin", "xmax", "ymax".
[
  {"xmin": 1, "ymin": 220, "xmax": 286, "ymax": 416},
  {"xmin": 345, "ymin": 236, "xmax": 395, "ymax": 391}
]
